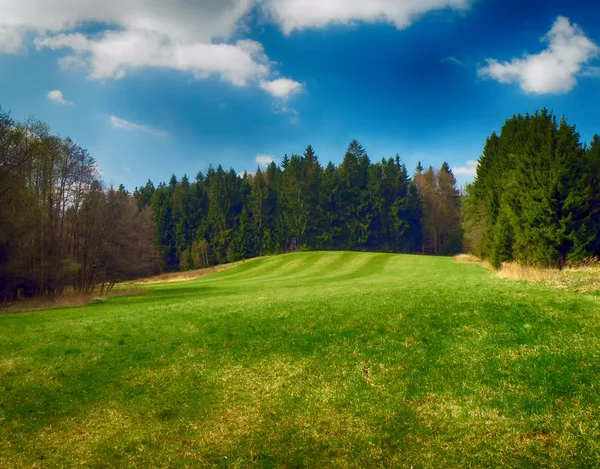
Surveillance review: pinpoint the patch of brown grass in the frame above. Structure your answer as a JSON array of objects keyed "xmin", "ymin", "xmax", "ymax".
[
  {"xmin": 128, "ymin": 260, "xmax": 252, "ymax": 285},
  {"xmin": 453, "ymin": 254, "xmax": 482, "ymax": 264},
  {"xmin": 454, "ymin": 254, "xmax": 600, "ymax": 293},
  {"xmin": 0, "ymin": 289, "xmax": 145, "ymax": 315},
  {"xmin": 497, "ymin": 262, "xmax": 600, "ymax": 293}
]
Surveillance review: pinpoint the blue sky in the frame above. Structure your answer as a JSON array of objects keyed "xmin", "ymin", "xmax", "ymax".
[{"xmin": 1, "ymin": 0, "xmax": 599, "ymax": 189}]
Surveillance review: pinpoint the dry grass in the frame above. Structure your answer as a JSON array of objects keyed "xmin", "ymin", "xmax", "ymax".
[
  {"xmin": 0, "ymin": 289, "xmax": 145, "ymax": 315},
  {"xmin": 454, "ymin": 254, "xmax": 600, "ymax": 293},
  {"xmin": 497, "ymin": 262, "xmax": 600, "ymax": 293},
  {"xmin": 127, "ymin": 260, "xmax": 250, "ymax": 285},
  {"xmin": 453, "ymin": 254, "xmax": 482, "ymax": 265}
]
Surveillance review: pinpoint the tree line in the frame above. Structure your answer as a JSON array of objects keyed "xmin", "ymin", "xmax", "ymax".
[
  {"xmin": 0, "ymin": 105, "xmax": 465, "ymax": 300},
  {"xmin": 462, "ymin": 109, "xmax": 600, "ymax": 268},
  {"xmin": 135, "ymin": 141, "xmax": 462, "ymax": 272}
]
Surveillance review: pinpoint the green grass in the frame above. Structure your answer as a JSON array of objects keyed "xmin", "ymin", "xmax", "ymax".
[{"xmin": 2, "ymin": 252, "xmax": 600, "ymax": 468}]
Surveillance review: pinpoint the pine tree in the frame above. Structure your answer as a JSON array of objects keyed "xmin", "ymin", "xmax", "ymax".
[
  {"xmin": 318, "ymin": 161, "xmax": 343, "ymax": 249},
  {"xmin": 490, "ymin": 211, "xmax": 514, "ymax": 269},
  {"xmin": 249, "ymin": 168, "xmax": 269, "ymax": 255},
  {"xmin": 228, "ymin": 206, "xmax": 254, "ymax": 262},
  {"xmin": 151, "ymin": 184, "xmax": 178, "ymax": 271},
  {"xmin": 587, "ymin": 135, "xmax": 600, "ymax": 255},
  {"xmin": 338, "ymin": 140, "xmax": 371, "ymax": 248},
  {"xmin": 302, "ymin": 145, "xmax": 322, "ymax": 247},
  {"xmin": 280, "ymin": 155, "xmax": 308, "ymax": 247}
]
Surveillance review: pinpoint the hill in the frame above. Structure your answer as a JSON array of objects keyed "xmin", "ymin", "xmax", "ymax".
[{"xmin": 1, "ymin": 252, "xmax": 600, "ymax": 467}]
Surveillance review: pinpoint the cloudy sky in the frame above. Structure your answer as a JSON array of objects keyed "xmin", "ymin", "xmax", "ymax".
[{"xmin": 1, "ymin": 0, "xmax": 599, "ymax": 187}]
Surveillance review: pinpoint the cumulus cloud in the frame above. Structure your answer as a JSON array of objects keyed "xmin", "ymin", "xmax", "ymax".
[
  {"xmin": 259, "ymin": 78, "xmax": 303, "ymax": 99},
  {"xmin": 0, "ymin": 0, "xmax": 252, "ymax": 46},
  {"xmin": 110, "ymin": 116, "xmax": 168, "ymax": 137},
  {"xmin": 1, "ymin": 0, "xmax": 478, "ymax": 110},
  {"xmin": 37, "ymin": 32, "xmax": 269, "ymax": 84},
  {"xmin": 46, "ymin": 89, "xmax": 73, "ymax": 106},
  {"xmin": 0, "ymin": 0, "xmax": 475, "ymax": 83},
  {"xmin": 453, "ymin": 160, "xmax": 478, "ymax": 176},
  {"xmin": 256, "ymin": 154, "xmax": 277, "ymax": 168},
  {"xmin": 264, "ymin": 0, "xmax": 472, "ymax": 34},
  {"xmin": 479, "ymin": 16, "xmax": 599, "ymax": 94},
  {"xmin": 1, "ymin": 0, "xmax": 270, "ymax": 85}
]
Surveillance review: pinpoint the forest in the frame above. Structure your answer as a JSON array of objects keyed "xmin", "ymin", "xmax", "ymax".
[{"xmin": 1, "ymin": 105, "xmax": 598, "ymax": 301}]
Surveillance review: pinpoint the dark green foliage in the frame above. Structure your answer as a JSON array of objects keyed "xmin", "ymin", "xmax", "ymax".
[
  {"xmin": 490, "ymin": 211, "xmax": 514, "ymax": 269},
  {"xmin": 586, "ymin": 135, "xmax": 600, "ymax": 255},
  {"xmin": 229, "ymin": 206, "xmax": 254, "ymax": 262},
  {"xmin": 465, "ymin": 110, "xmax": 598, "ymax": 268},
  {"xmin": 141, "ymin": 140, "xmax": 461, "ymax": 272}
]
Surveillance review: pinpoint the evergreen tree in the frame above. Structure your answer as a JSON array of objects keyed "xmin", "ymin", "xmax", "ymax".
[
  {"xmin": 228, "ymin": 206, "xmax": 254, "ymax": 262},
  {"xmin": 465, "ymin": 110, "xmax": 595, "ymax": 267},
  {"xmin": 587, "ymin": 135, "xmax": 600, "ymax": 255},
  {"xmin": 280, "ymin": 155, "xmax": 308, "ymax": 247},
  {"xmin": 151, "ymin": 184, "xmax": 178, "ymax": 271},
  {"xmin": 249, "ymin": 168, "xmax": 270, "ymax": 255},
  {"xmin": 490, "ymin": 211, "xmax": 514, "ymax": 269}
]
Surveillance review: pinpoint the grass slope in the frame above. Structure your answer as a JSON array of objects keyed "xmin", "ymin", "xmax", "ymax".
[{"xmin": 1, "ymin": 252, "xmax": 600, "ymax": 467}]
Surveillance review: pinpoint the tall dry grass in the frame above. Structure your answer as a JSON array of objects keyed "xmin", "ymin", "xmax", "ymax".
[
  {"xmin": 454, "ymin": 254, "xmax": 600, "ymax": 293},
  {"xmin": 497, "ymin": 262, "xmax": 600, "ymax": 293},
  {"xmin": 124, "ymin": 260, "xmax": 249, "ymax": 285}
]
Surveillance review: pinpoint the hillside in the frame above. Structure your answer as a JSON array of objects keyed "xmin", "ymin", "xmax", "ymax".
[{"xmin": 1, "ymin": 252, "xmax": 600, "ymax": 467}]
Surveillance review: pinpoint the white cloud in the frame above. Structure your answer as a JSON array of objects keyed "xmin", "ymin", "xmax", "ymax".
[
  {"xmin": 124, "ymin": 167, "xmax": 131, "ymax": 173},
  {"xmin": 441, "ymin": 56, "xmax": 462, "ymax": 66},
  {"xmin": 0, "ymin": 24, "xmax": 25, "ymax": 52},
  {"xmin": 110, "ymin": 116, "xmax": 168, "ymax": 137},
  {"xmin": 453, "ymin": 160, "xmax": 478, "ymax": 176},
  {"xmin": 0, "ymin": 0, "xmax": 253, "ymax": 45},
  {"xmin": 264, "ymin": 0, "xmax": 472, "ymax": 34},
  {"xmin": 259, "ymin": 78, "xmax": 303, "ymax": 99},
  {"xmin": 256, "ymin": 154, "xmax": 277, "ymax": 168},
  {"xmin": 36, "ymin": 32, "xmax": 269, "ymax": 85},
  {"xmin": 479, "ymin": 16, "xmax": 599, "ymax": 94},
  {"xmin": 1, "ymin": 0, "xmax": 270, "ymax": 86},
  {"xmin": 46, "ymin": 89, "xmax": 73, "ymax": 106},
  {"xmin": 0, "ymin": 0, "xmax": 477, "ymax": 104}
]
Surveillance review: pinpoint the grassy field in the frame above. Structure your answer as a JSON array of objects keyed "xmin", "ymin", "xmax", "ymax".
[{"xmin": 1, "ymin": 252, "xmax": 600, "ymax": 468}]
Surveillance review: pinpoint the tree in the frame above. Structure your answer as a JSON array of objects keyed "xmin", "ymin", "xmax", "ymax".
[
  {"xmin": 465, "ymin": 110, "xmax": 595, "ymax": 268},
  {"xmin": 249, "ymin": 168, "xmax": 270, "ymax": 255},
  {"xmin": 437, "ymin": 162, "xmax": 462, "ymax": 254}
]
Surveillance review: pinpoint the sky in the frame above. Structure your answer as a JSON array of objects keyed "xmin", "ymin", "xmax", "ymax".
[{"xmin": 1, "ymin": 0, "xmax": 599, "ymax": 189}]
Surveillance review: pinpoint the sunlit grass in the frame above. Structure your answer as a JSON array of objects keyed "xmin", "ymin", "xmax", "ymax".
[{"xmin": 1, "ymin": 252, "xmax": 600, "ymax": 467}]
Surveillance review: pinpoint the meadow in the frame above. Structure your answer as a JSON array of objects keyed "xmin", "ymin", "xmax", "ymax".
[{"xmin": 1, "ymin": 252, "xmax": 600, "ymax": 467}]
